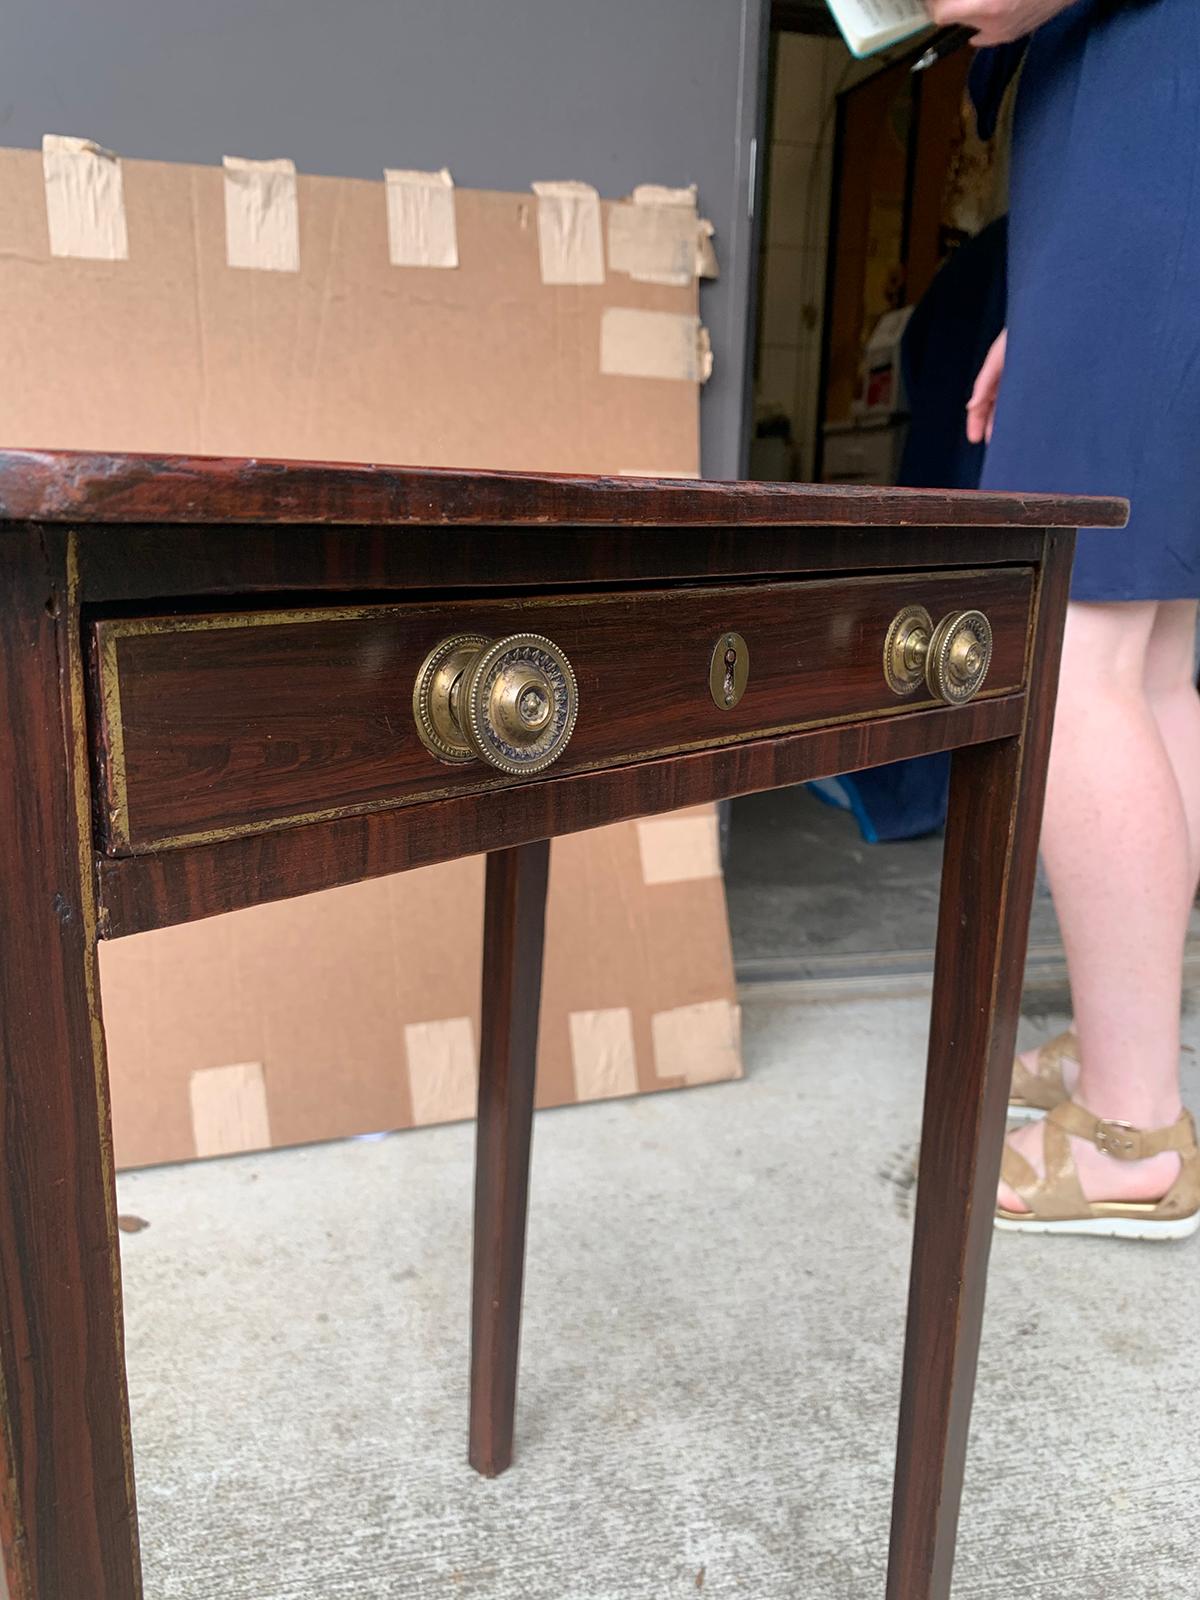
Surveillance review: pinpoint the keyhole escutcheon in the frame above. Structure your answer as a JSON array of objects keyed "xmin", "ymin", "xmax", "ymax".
[{"xmin": 708, "ymin": 630, "xmax": 750, "ymax": 711}]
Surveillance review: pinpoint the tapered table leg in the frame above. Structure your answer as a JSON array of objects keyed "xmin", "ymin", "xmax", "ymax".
[
  {"xmin": 468, "ymin": 840, "xmax": 551, "ymax": 1478},
  {"xmin": 0, "ymin": 536, "xmax": 141, "ymax": 1600},
  {"xmin": 886, "ymin": 537, "xmax": 1074, "ymax": 1600}
]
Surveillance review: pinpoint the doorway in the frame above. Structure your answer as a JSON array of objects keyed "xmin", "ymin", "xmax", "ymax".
[{"xmin": 727, "ymin": 13, "xmax": 1200, "ymax": 1002}]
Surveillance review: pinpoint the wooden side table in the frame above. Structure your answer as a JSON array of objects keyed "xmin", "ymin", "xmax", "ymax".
[{"xmin": 0, "ymin": 451, "xmax": 1125, "ymax": 1600}]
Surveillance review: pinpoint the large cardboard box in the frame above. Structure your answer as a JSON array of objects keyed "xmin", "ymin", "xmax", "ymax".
[{"xmin": 0, "ymin": 141, "xmax": 741, "ymax": 1166}]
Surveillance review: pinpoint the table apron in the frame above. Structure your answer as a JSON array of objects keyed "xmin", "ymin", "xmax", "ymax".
[{"xmin": 96, "ymin": 692, "xmax": 1026, "ymax": 939}]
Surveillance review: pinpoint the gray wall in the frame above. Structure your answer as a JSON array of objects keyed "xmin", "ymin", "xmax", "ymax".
[{"xmin": 0, "ymin": 0, "xmax": 767, "ymax": 476}]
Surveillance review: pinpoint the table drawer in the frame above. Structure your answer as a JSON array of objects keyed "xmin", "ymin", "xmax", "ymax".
[{"xmin": 90, "ymin": 567, "xmax": 1034, "ymax": 853}]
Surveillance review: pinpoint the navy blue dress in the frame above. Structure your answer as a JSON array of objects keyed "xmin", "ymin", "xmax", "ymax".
[{"xmin": 978, "ymin": 0, "xmax": 1200, "ymax": 601}]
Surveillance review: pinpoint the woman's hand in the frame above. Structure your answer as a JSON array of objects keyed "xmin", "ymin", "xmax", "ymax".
[
  {"xmin": 925, "ymin": 0, "xmax": 1076, "ymax": 46},
  {"xmin": 966, "ymin": 329, "xmax": 1007, "ymax": 445}
]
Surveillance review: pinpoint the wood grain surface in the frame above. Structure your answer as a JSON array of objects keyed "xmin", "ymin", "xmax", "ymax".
[
  {"xmin": 886, "ymin": 531, "xmax": 1076, "ymax": 1600},
  {"xmin": 92, "ymin": 568, "xmax": 1034, "ymax": 852},
  {"xmin": 0, "ymin": 449, "xmax": 1128, "ymax": 529},
  {"xmin": 0, "ymin": 533, "xmax": 141, "ymax": 1600},
  {"xmin": 75, "ymin": 521, "xmax": 1061, "ymax": 604},
  {"xmin": 97, "ymin": 691, "xmax": 1026, "ymax": 939},
  {"xmin": 469, "ymin": 843, "xmax": 551, "ymax": 1478}
]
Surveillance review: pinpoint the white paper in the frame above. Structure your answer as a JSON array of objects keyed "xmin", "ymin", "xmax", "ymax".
[{"xmin": 824, "ymin": 0, "xmax": 928, "ymax": 56}]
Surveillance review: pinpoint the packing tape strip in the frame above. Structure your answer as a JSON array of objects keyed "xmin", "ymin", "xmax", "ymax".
[
  {"xmin": 630, "ymin": 186, "xmax": 718, "ymax": 279},
  {"xmin": 631, "ymin": 182, "xmax": 698, "ymax": 208},
  {"xmin": 532, "ymin": 179, "xmax": 605, "ymax": 285},
  {"xmin": 405, "ymin": 1016, "xmax": 477, "ymax": 1125},
  {"xmin": 42, "ymin": 134, "xmax": 129, "ymax": 261},
  {"xmin": 609, "ymin": 201, "xmax": 695, "ymax": 287},
  {"xmin": 636, "ymin": 813, "xmax": 721, "ymax": 886},
  {"xmin": 601, "ymin": 308, "xmax": 713, "ymax": 384},
  {"xmin": 223, "ymin": 155, "xmax": 300, "ymax": 272},
  {"xmin": 385, "ymin": 167, "xmax": 459, "ymax": 268},
  {"xmin": 608, "ymin": 183, "xmax": 712, "ymax": 287},
  {"xmin": 189, "ymin": 1062, "xmax": 271, "ymax": 1158},
  {"xmin": 568, "ymin": 1007, "xmax": 638, "ymax": 1101},
  {"xmin": 651, "ymin": 999, "xmax": 741, "ymax": 1086},
  {"xmin": 696, "ymin": 218, "xmax": 719, "ymax": 281}
]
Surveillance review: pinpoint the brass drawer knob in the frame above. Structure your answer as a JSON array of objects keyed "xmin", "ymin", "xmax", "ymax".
[
  {"xmin": 414, "ymin": 631, "xmax": 578, "ymax": 774},
  {"xmin": 927, "ymin": 609, "xmax": 993, "ymax": 705},
  {"xmin": 884, "ymin": 605, "xmax": 993, "ymax": 706}
]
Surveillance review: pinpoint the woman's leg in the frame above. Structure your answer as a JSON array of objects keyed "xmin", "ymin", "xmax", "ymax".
[
  {"xmin": 1145, "ymin": 599, "xmax": 1200, "ymax": 888},
  {"xmin": 1012, "ymin": 600, "xmax": 1200, "ymax": 1094},
  {"xmin": 1000, "ymin": 599, "xmax": 1190, "ymax": 1209}
]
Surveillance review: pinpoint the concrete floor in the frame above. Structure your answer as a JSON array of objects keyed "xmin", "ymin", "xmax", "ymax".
[
  {"xmin": 725, "ymin": 786, "xmax": 1062, "ymax": 970},
  {"xmin": 723, "ymin": 787, "xmax": 1200, "ymax": 999},
  {"xmin": 118, "ymin": 994, "xmax": 1200, "ymax": 1600}
]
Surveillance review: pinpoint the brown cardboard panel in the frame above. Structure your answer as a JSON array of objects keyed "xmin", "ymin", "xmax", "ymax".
[
  {"xmin": 0, "ymin": 141, "xmax": 736, "ymax": 1166},
  {"xmin": 98, "ymin": 816, "xmax": 739, "ymax": 1169},
  {"xmin": 0, "ymin": 149, "xmax": 699, "ymax": 474}
]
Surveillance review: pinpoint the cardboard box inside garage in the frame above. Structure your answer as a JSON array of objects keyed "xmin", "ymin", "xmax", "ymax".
[{"xmin": 0, "ymin": 142, "xmax": 741, "ymax": 1168}]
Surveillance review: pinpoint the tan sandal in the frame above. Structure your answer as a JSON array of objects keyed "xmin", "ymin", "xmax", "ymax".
[
  {"xmin": 1008, "ymin": 1029, "xmax": 1077, "ymax": 1122},
  {"xmin": 995, "ymin": 1101, "xmax": 1200, "ymax": 1240}
]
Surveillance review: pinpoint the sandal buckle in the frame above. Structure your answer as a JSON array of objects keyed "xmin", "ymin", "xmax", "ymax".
[{"xmin": 1093, "ymin": 1118, "xmax": 1138, "ymax": 1159}]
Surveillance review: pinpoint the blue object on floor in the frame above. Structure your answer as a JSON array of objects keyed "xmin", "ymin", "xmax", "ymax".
[{"xmin": 808, "ymin": 753, "xmax": 951, "ymax": 844}]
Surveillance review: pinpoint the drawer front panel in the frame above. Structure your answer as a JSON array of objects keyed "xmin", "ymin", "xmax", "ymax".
[{"xmin": 92, "ymin": 568, "xmax": 1034, "ymax": 852}]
